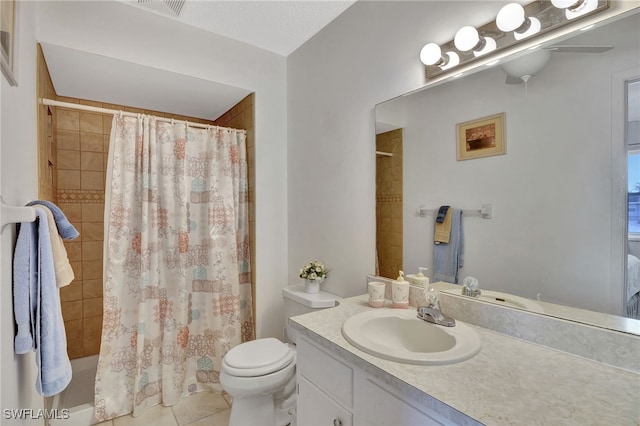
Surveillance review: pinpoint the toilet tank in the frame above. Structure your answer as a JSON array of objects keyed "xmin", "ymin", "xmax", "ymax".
[{"xmin": 282, "ymin": 284, "xmax": 341, "ymax": 344}]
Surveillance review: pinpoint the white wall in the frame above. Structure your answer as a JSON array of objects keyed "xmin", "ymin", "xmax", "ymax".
[
  {"xmin": 1, "ymin": 1, "xmax": 44, "ymax": 423},
  {"xmin": 35, "ymin": 0, "xmax": 287, "ymax": 340},
  {"xmin": 287, "ymin": 1, "xmax": 502, "ymax": 297}
]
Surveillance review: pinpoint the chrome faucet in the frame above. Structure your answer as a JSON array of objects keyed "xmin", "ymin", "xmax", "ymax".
[{"xmin": 417, "ymin": 287, "xmax": 456, "ymax": 327}]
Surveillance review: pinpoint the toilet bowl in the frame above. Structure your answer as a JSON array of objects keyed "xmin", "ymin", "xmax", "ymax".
[
  {"xmin": 220, "ymin": 338, "xmax": 296, "ymax": 426},
  {"xmin": 221, "ymin": 284, "xmax": 341, "ymax": 426}
]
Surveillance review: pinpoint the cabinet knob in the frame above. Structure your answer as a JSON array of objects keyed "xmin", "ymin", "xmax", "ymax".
[{"xmin": 333, "ymin": 419, "xmax": 342, "ymax": 426}]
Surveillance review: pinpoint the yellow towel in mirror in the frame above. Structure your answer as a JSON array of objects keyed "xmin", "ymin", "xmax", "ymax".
[{"xmin": 434, "ymin": 208, "xmax": 453, "ymax": 244}]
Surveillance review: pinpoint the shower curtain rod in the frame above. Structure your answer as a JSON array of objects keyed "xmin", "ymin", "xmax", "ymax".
[{"xmin": 40, "ymin": 98, "xmax": 246, "ymax": 133}]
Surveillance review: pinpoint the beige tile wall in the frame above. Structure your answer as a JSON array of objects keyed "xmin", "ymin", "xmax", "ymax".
[
  {"xmin": 37, "ymin": 45, "xmax": 57, "ymax": 201},
  {"xmin": 376, "ymin": 129, "xmax": 403, "ymax": 280},
  {"xmin": 55, "ymin": 98, "xmax": 108, "ymax": 359}
]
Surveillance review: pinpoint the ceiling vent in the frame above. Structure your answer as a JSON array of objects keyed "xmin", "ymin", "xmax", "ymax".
[{"xmin": 137, "ymin": 0, "xmax": 186, "ymax": 17}]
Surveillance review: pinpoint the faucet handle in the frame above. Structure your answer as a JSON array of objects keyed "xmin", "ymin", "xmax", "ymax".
[
  {"xmin": 462, "ymin": 276, "xmax": 479, "ymax": 290},
  {"xmin": 425, "ymin": 286, "xmax": 440, "ymax": 308}
]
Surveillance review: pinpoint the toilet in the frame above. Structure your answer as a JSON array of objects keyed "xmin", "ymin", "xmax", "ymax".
[{"xmin": 220, "ymin": 284, "xmax": 341, "ymax": 426}]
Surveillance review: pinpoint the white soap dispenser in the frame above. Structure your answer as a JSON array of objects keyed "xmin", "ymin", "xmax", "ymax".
[
  {"xmin": 391, "ymin": 271, "xmax": 410, "ymax": 309},
  {"xmin": 406, "ymin": 267, "xmax": 430, "ymax": 287}
]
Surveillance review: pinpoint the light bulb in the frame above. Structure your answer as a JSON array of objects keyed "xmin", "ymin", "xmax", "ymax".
[
  {"xmin": 454, "ymin": 26, "xmax": 481, "ymax": 52},
  {"xmin": 497, "ymin": 3, "xmax": 541, "ymax": 40},
  {"xmin": 564, "ymin": 0, "xmax": 597, "ymax": 19},
  {"xmin": 473, "ymin": 37, "xmax": 496, "ymax": 57},
  {"xmin": 551, "ymin": 0, "xmax": 597, "ymax": 19},
  {"xmin": 420, "ymin": 43, "xmax": 443, "ymax": 66},
  {"xmin": 420, "ymin": 43, "xmax": 460, "ymax": 70},
  {"xmin": 441, "ymin": 52, "xmax": 460, "ymax": 70},
  {"xmin": 551, "ymin": 0, "xmax": 580, "ymax": 8},
  {"xmin": 496, "ymin": 3, "xmax": 525, "ymax": 32},
  {"xmin": 514, "ymin": 17, "xmax": 541, "ymax": 40}
]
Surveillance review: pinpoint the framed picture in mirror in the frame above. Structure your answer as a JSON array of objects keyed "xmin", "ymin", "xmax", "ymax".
[
  {"xmin": 1, "ymin": 0, "xmax": 17, "ymax": 86},
  {"xmin": 456, "ymin": 112, "xmax": 505, "ymax": 161}
]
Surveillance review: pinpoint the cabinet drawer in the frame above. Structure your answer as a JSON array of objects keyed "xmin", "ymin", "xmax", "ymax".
[
  {"xmin": 298, "ymin": 376, "xmax": 352, "ymax": 426},
  {"xmin": 297, "ymin": 336, "xmax": 353, "ymax": 407},
  {"xmin": 354, "ymin": 373, "xmax": 453, "ymax": 426}
]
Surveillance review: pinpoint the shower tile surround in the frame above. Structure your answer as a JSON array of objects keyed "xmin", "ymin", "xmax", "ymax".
[
  {"xmin": 375, "ymin": 129, "xmax": 403, "ymax": 279},
  {"xmin": 37, "ymin": 47, "xmax": 256, "ymax": 359},
  {"xmin": 290, "ymin": 286, "xmax": 640, "ymax": 425}
]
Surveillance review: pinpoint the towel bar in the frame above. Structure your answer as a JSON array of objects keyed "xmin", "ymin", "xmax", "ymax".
[
  {"xmin": 0, "ymin": 196, "xmax": 36, "ymax": 233},
  {"xmin": 417, "ymin": 204, "xmax": 493, "ymax": 219}
]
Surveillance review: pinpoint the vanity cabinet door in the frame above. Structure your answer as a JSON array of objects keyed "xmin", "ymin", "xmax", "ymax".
[
  {"xmin": 354, "ymin": 373, "xmax": 454, "ymax": 426},
  {"xmin": 297, "ymin": 336, "xmax": 353, "ymax": 407},
  {"xmin": 297, "ymin": 376, "xmax": 353, "ymax": 426}
]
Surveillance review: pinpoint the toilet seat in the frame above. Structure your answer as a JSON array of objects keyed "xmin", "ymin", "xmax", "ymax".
[{"xmin": 222, "ymin": 338, "xmax": 295, "ymax": 377}]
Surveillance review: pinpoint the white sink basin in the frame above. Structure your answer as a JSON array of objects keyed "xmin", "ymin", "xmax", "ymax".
[
  {"xmin": 443, "ymin": 289, "xmax": 545, "ymax": 313},
  {"xmin": 341, "ymin": 308, "xmax": 481, "ymax": 365}
]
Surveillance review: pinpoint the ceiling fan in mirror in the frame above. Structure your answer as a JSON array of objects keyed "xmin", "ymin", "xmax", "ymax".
[{"xmin": 501, "ymin": 43, "xmax": 613, "ymax": 85}]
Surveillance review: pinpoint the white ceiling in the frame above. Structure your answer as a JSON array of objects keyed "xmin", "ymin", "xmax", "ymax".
[
  {"xmin": 124, "ymin": 0, "xmax": 356, "ymax": 57},
  {"xmin": 41, "ymin": 42, "xmax": 253, "ymax": 120}
]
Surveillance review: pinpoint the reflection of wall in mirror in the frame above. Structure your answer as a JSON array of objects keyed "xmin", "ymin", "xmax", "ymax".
[
  {"xmin": 376, "ymin": 129, "xmax": 403, "ymax": 280},
  {"xmin": 397, "ymin": 13, "xmax": 640, "ymax": 316}
]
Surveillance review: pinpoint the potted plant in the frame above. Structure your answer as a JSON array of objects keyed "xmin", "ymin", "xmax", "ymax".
[{"xmin": 299, "ymin": 260, "xmax": 328, "ymax": 294}]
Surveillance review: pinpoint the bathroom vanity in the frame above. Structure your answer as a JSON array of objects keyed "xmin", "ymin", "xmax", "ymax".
[
  {"xmin": 290, "ymin": 294, "xmax": 640, "ymax": 425},
  {"xmin": 297, "ymin": 334, "xmax": 453, "ymax": 425}
]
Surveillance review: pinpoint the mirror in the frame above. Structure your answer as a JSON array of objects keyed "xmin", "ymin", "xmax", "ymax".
[{"xmin": 375, "ymin": 10, "xmax": 640, "ymax": 334}]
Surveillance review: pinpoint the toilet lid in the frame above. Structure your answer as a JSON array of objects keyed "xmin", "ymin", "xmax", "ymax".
[{"xmin": 223, "ymin": 338, "xmax": 294, "ymax": 377}]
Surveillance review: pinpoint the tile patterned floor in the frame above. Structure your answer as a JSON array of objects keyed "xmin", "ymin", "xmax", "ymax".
[{"xmin": 95, "ymin": 392, "xmax": 232, "ymax": 426}]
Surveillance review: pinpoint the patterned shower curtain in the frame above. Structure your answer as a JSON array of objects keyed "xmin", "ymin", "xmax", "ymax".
[{"xmin": 95, "ymin": 115, "xmax": 254, "ymax": 421}]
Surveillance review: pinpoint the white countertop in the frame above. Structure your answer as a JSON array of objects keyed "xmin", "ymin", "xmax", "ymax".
[{"xmin": 289, "ymin": 294, "xmax": 640, "ymax": 426}]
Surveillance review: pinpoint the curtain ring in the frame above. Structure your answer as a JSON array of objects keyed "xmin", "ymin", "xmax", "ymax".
[{"xmin": 119, "ymin": 110, "xmax": 123, "ymax": 119}]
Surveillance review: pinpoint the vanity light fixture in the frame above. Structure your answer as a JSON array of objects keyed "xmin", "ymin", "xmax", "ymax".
[
  {"xmin": 420, "ymin": 0, "xmax": 608, "ymax": 80},
  {"xmin": 496, "ymin": 3, "xmax": 541, "ymax": 40}
]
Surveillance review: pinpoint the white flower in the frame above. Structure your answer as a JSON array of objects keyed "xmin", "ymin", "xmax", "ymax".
[{"xmin": 299, "ymin": 260, "xmax": 329, "ymax": 280}]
